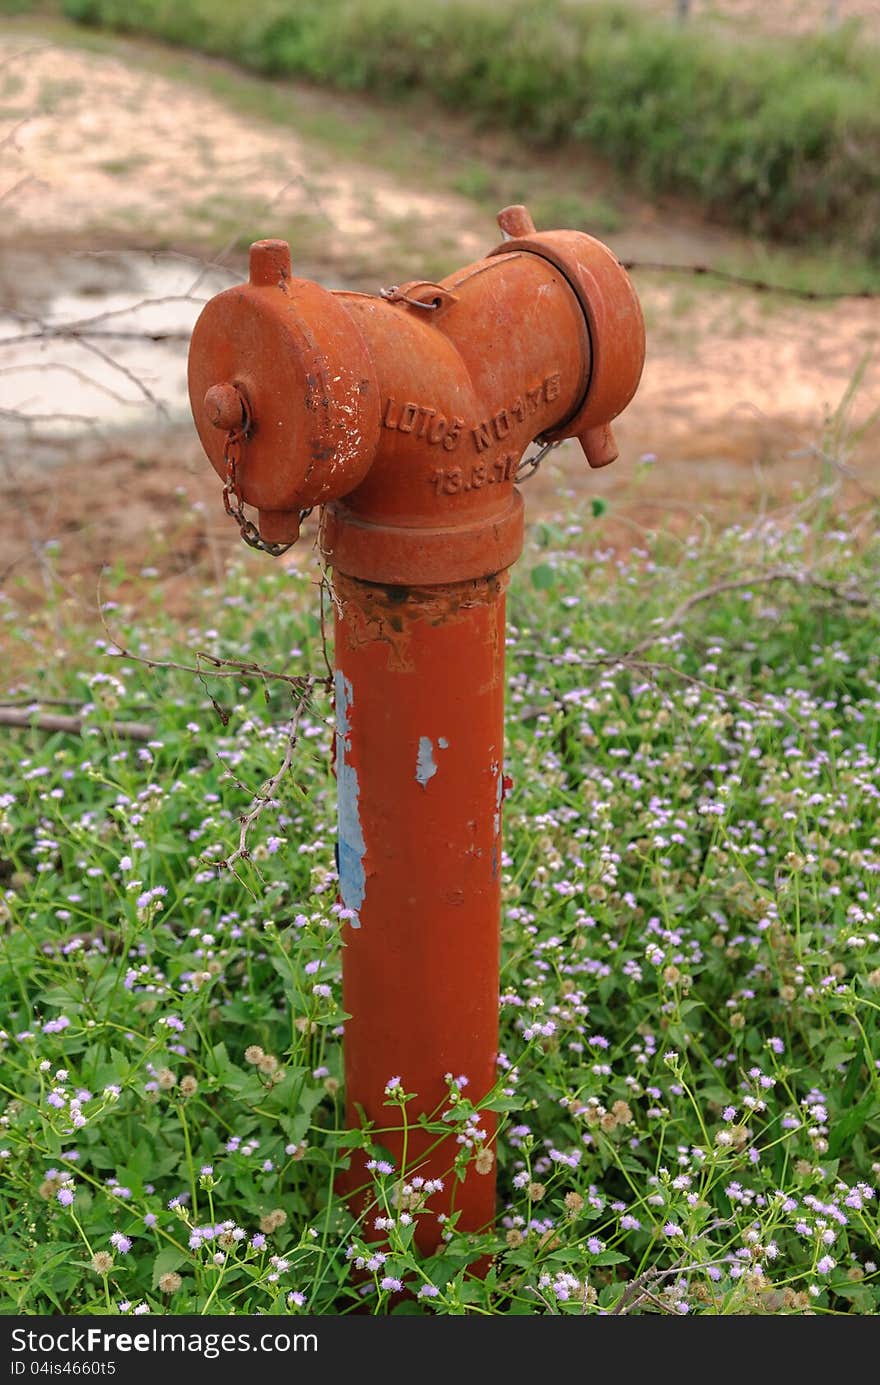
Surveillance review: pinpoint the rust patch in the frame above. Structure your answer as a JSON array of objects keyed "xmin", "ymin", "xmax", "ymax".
[{"xmin": 332, "ymin": 571, "xmax": 508, "ymax": 671}]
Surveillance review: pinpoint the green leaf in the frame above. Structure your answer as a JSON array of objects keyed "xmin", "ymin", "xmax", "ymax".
[
  {"xmin": 591, "ymin": 1249, "xmax": 629, "ymax": 1266},
  {"xmin": 677, "ymin": 999, "xmax": 703, "ymax": 1016},
  {"xmin": 841, "ymin": 1052, "xmax": 865, "ymax": 1109},
  {"xmin": 827, "ymin": 1095, "xmax": 880, "ymax": 1157},
  {"xmin": 114, "ymin": 1166, "xmax": 145, "ymax": 1199},
  {"xmin": 41, "ymin": 987, "xmax": 85, "ymax": 1013},
  {"xmin": 530, "ymin": 563, "xmax": 556, "ymax": 591},
  {"xmin": 327, "ymin": 1126, "xmax": 372, "ymax": 1149},
  {"xmin": 824, "ymin": 1039, "xmax": 857, "ymax": 1068},
  {"xmin": 152, "ymin": 1247, "xmax": 188, "ymax": 1289},
  {"xmin": 206, "ymin": 1042, "xmax": 265, "ymax": 1101}
]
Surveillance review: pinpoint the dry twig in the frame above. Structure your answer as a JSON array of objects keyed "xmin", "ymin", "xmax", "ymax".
[
  {"xmin": 0, "ymin": 708, "xmax": 154, "ymax": 740},
  {"xmin": 216, "ymin": 680, "xmax": 318, "ymax": 883}
]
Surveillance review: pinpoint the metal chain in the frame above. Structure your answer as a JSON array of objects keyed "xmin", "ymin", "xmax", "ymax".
[
  {"xmin": 516, "ymin": 437, "xmax": 561, "ymax": 483},
  {"xmin": 221, "ymin": 425, "xmax": 307, "ymax": 558},
  {"xmin": 378, "ymin": 284, "xmax": 442, "ymax": 310}
]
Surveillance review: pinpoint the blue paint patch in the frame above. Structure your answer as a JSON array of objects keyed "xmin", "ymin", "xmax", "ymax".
[
  {"xmin": 416, "ymin": 735, "xmax": 438, "ymax": 788},
  {"xmin": 335, "ymin": 670, "xmax": 365, "ymax": 922},
  {"xmin": 438, "ymin": 736, "xmax": 449, "ymax": 749}
]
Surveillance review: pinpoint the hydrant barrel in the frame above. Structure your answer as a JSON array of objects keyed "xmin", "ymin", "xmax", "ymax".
[{"xmin": 334, "ymin": 572, "xmax": 507, "ymax": 1246}]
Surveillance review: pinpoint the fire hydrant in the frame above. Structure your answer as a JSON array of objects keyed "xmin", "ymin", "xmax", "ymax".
[{"xmin": 188, "ymin": 206, "xmax": 645, "ymax": 1253}]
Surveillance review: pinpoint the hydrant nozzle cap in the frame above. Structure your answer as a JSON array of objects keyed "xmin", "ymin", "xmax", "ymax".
[
  {"xmin": 250, "ymin": 239, "xmax": 293, "ymax": 287},
  {"xmin": 188, "ymin": 256, "xmax": 382, "ymax": 516},
  {"xmin": 488, "ymin": 226, "xmax": 645, "ymax": 447}
]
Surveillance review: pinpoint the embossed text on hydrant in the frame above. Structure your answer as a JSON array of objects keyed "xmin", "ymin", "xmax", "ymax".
[
  {"xmin": 382, "ymin": 399, "xmax": 465, "ymax": 450},
  {"xmin": 471, "ymin": 372, "xmax": 562, "ymax": 453},
  {"xmin": 431, "ymin": 454, "xmax": 517, "ymax": 495}
]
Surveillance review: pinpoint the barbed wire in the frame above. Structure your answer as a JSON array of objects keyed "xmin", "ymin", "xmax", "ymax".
[
  {"xmin": 620, "ymin": 260, "xmax": 880, "ymax": 300},
  {"xmin": 0, "ymin": 260, "xmax": 873, "ymax": 369}
]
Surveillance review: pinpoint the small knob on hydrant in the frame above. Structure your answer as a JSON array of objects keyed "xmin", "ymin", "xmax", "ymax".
[
  {"xmin": 578, "ymin": 424, "xmax": 619, "ymax": 469},
  {"xmin": 257, "ymin": 510, "xmax": 301, "ymax": 546},
  {"xmin": 249, "ymin": 238, "xmax": 292, "ymax": 287},
  {"xmin": 497, "ymin": 205, "xmax": 536, "ymax": 238},
  {"xmin": 203, "ymin": 382, "xmax": 246, "ymax": 433}
]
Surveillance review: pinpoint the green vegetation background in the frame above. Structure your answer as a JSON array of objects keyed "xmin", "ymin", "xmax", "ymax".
[{"xmin": 3, "ymin": 0, "xmax": 876, "ymax": 258}]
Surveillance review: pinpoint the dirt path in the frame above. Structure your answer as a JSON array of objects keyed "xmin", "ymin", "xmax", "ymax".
[
  {"xmin": 0, "ymin": 34, "xmax": 492, "ymax": 280},
  {"xmin": 0, "ymin": 30, "xmax": 877, "ymax": 625}
]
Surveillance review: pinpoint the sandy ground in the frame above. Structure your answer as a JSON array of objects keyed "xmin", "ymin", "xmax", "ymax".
[
  {"xmin": 0, "ymin": 32, "xmax": 877, "ymax": 626},
  {"xmin": 0, "ymin": 36, "xmax": 488, "ymax": 270}
]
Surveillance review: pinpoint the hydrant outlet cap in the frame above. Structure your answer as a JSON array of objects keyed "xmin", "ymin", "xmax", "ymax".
[{"xmin": 187, "ymin": 259, "xmax": 382, "ymax": 515}]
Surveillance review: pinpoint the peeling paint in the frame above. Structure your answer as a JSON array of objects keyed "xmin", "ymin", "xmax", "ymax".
[
  {"xmin": 438, "ymin": 736, "xmax": 449, "ymax": 749},
  {"xmin": 416, "ymin": 735, "xmax": 438, "ymax": 788},
  {"xmin": 335, "ymin": 670, "xmax": 365, "ymax": 923}
]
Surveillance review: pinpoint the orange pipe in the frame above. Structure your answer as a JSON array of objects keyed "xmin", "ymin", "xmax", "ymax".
[{"xmin": 333, "ymin": 573, "xmax": 506, "ymax": 1247}]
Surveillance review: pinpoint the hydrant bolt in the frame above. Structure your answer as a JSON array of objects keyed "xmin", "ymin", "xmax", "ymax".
[
  {"xmin": 256, "ymin": 509, "xmax": 301, "ymax": 547},
  {"xmin": 496, "ymin": 203, "xmax": 536, "ymax": 239}
]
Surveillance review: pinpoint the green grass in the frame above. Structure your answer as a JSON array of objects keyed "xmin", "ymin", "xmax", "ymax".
[
  {"xmin": 28, "ymin": 0, "xmax": 880, "ymax": 262},
  {"xmin": 2, "ymin": 492, "xmax": 880, "ymax": 1314}
]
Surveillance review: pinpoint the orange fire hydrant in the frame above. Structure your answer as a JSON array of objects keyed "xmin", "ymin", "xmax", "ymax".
[{"xmin": 188, "ymin": 206, "xmax": 645, "ymax": 1253}]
